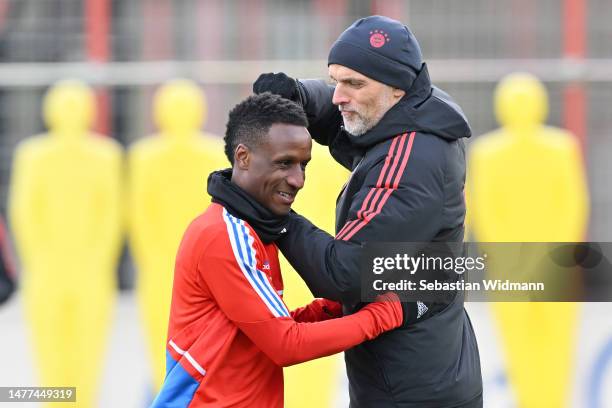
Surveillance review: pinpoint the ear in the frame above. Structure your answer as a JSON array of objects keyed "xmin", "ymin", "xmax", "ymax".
[
  {"xmin": 392, "ymin": 88, "xmax": 406, "ymax": 100},
  {"xmin": 234, "ymin": 144, "xmax": 250, "ymax": 170}
]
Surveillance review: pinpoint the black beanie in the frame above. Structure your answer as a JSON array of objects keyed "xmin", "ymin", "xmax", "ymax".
[{"xmin": 328, "ymin": 15, "xmax": 423, "ymax": 91}]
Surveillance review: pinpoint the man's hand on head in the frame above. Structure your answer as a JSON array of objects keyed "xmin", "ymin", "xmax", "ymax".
[{"xmin": 253, "ymin": 73, "xmax": 305, "ymax": 105}]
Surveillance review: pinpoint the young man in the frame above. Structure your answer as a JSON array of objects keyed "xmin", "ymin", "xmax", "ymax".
[
  {"xmin": 254, "ymin": 15, "xmax": 483, "ymax": 408},
  {"xmin": 151, "ymin": 93, "xmax": 403, "ymax": 407}
]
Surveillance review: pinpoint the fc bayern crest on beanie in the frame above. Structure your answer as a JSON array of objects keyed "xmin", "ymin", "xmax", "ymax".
[{"xmin": 328, "ymin": 15, "xmax": 423, "ymax": 91}]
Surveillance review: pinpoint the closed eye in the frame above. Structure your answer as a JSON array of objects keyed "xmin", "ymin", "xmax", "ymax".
[
  {"xmin": 276, "ymin": 160, "xmax": 292, "ymax": 168},
  {"xmin": 347, "ymin": 79, "xmax": 364, "ymax": 88}
]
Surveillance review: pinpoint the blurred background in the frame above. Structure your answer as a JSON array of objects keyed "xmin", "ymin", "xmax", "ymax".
[{"xmin": 0, "ymin": 0, "xmax": 611, "ymax": 407}]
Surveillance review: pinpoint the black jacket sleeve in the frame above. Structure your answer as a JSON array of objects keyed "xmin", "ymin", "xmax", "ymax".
[
  {"xmin": 278, "ymin": 214, "xmax": 362, "ymax": 303},
  {"xmin": 299, "ymin": 79, "xmax": 340, "ymax": 146},
  {"xmin": 278, "ymin": 133, "xmax": 446, "ymax": 305}
]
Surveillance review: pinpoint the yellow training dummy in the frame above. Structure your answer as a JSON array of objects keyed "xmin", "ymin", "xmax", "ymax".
[
  {"xmin": 9, "ymin": 80, "xmax": 123, "ymax": 407},
  {"xmin": 128, "ymin": 79, "xmax": 226, "ymax": 390},
  {"xmin": 281, "ymin": 143, "xmax": 349, "ymax": 408},
  {"xmin": 466, "ymin": 72, "xmax": 589, "ymax": 408}
]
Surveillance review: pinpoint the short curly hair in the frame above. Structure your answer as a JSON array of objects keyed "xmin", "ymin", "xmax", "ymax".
[{"xmin": 224, "ymin": 92, "xmax": 308, "ymax": 165}]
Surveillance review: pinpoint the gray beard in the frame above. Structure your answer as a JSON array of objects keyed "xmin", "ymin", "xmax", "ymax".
[
  {"xmin": 340, "ymin": 95, "xmax": 394, "ymax": 137},
  {"xmin": 342, "ymin": 117, "xmax": 371, "ymax": 136}
]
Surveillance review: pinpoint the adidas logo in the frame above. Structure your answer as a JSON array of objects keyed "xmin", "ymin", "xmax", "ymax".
[{"xmin": 416, "ymin": 301, "xmax": 428, "ymax": 319}]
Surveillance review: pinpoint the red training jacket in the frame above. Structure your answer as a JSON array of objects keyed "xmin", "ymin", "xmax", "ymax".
[{"xmin": 151, "ymin": 203, "xmax": 401, "ymax": 407}]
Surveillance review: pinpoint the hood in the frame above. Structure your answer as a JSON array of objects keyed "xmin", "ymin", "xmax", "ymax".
[{"xmin": 346, "ymin": 63, "xmax": 472, "ymax": 148}]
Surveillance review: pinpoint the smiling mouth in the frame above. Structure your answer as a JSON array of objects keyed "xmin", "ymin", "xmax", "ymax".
[{"xmin": 277, "ymin": 191, "xmax": 295, "ymax": 204}]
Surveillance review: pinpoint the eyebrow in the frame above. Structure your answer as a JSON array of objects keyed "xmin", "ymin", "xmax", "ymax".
[
  {"xmin": 273, "ymin": 154, "xmax": 298, "ymax": 161},
  {"xmin": 273, "ymin": 154, "xmax": 311, "ymax": 162},
  {"xmin": 330, "ymin": 75, "xmax": 366, "ymax": 84}
]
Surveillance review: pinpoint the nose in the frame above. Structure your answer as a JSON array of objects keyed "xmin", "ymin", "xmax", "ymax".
[
  {"xmin": 332, "ymin": 85, "xmax": 349, "ymax": 106},
  {"xmin": 286, "ymin": 165, "xmax": 305, "ymax": 191}
]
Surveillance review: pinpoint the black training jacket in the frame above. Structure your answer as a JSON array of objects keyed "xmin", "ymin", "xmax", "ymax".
[{"xmin": 277, "ymin": 64, "xmax": 483, "ymax": 407}]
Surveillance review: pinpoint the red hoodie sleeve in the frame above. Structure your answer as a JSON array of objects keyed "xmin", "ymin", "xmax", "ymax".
[
  {"xmin": 201, "ymin": 218, "xmax": 402, "ymax": 367},
  {"xmin": 237, "ymin": 295, "xmax": 401, "ymax": 367}
]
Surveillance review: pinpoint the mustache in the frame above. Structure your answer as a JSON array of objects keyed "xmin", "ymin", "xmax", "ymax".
[{"xmin": 338, "ymin": 105, "xmax": 358, "ymax": 113}]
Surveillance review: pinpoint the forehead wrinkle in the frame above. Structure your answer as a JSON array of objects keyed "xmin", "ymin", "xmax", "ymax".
[{"xmin": 330, "ymin": 65, "xmax": 369, "ymax": 82}]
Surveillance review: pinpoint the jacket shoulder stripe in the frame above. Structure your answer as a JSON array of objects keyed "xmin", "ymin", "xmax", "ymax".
[
  {"xmin": 336, "ymin": 219, "xmax": 358, "ymax": 239},
  {"xmin": 236, "ymin": 220, "xmax": 290, "ymax": 317},
  {"xmin": 338, "ymin": 132, "xmax": 416, "ymax": 241},
  {"xmin": 356, "ymin": 188, "xmax": 377, "ymax": 220},
  {"xmin": 361, "ymin": 134, "xmax": 404, "ymax": 216},
  {"xmin": 337, "ymin": 134, "xmax": 404, "ymax": 240},
  {"xmin": 224, "ymin": 210, "xmax": 288, "ymax": 318},
  {"xmin": 375, "ymin": 135, "xmax": 400, "ymax": 187},
  {"xmin": 392, "ymin": 132, "xmax": 415, "ymax": 188},
  {"xmin": 337, "ymin": 133, "xmax": 407, "ymax": 240},
  {"xmin": 354, "ymin": 135, "xmax": 403, "ymax": 221},
  {"xmin": 222, "ymin": 209, "xmax": 290, "ymax": 318},
  {"xmin": 228, "ymin": 213, "xmax": 289, "ymax": 318},
  {"xmin": 362, "ymin": 188, "xmax": 385, "ymax": 219},
  {"xmin": 361, "ymin": 132, "xmax": 414, "ymax": 219},
  {"xmin": 383, "ymin": 133, "xmax": 408, "ymax": 188}
]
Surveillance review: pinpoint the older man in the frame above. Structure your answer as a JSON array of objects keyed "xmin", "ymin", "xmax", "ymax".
[{"xmin": 254, "ymin": 15, "xmax": 483, "ymax": 408}]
